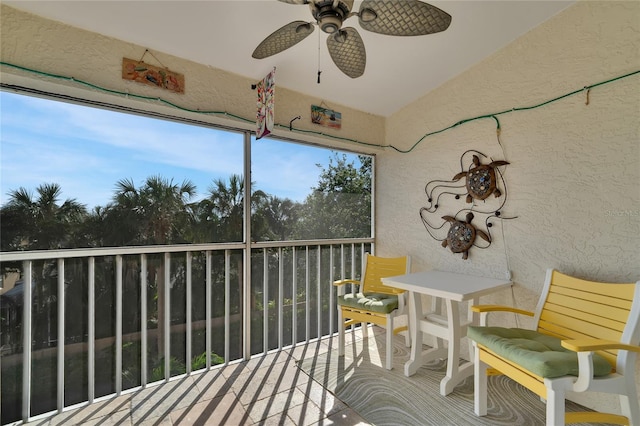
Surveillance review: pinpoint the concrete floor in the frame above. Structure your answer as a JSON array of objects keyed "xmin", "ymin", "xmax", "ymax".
[{"xmin": 23, "ymin": 332, "xmax": 372, "ymax": 426}]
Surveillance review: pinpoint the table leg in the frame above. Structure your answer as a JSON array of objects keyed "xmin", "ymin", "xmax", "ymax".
[
  {"xmin": 439, "ymin": 299, "xmax": 474, "ymax": 395},
  {"xmin": 418, "ymin": 297, "xmax": 447, "ymax": 367},
  {"xmin": 404, "ymin": 290, "xmax": 423, "ymax": 376},
  {"xmin": 431, "ymin": 296, "xmax": 445, "ymax": 351},
  {"xmin": 468, "ymin": 297, "xmax": 479, "ymax": 363}
]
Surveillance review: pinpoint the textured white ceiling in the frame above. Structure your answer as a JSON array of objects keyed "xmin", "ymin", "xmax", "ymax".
[{"xmin": 4, "ymin": 0, "xmax": 574, "ymax": 116}]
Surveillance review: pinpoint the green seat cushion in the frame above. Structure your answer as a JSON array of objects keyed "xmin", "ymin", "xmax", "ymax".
[
  {"xmin": 467, "ymin": 326, "xmax": 612, "ymax": 379},
  {"xmin": 337, "ymin": 292, "xmax": 398, "ymax": 314}
]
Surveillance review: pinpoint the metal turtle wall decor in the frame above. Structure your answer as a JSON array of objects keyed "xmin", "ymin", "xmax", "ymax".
[
  {"xmin": 420, "ymin": 150, "xmax": 515, "ymax": 260},
  {"xmin": 453, "ymin": 155, "xmax": 509, "ymax": 203},
  {"xmin": 421, "ymin": 150, "xmax": 509, "ymax": 214},
  {"xmin": 441, "ymin": 212, "xmax": 490, "ymax": 260}
]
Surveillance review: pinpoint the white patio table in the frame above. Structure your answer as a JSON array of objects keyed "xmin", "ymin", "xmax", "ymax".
[{"xmin": 382, "ymin": 270, "xmax": 512, "ymax": 396}]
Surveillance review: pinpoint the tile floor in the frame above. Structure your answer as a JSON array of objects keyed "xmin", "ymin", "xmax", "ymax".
[{"xmin": 23, "ymin": 330, "xmax": 374, "ymax": 426}]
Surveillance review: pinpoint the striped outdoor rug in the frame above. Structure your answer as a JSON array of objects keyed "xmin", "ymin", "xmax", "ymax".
[{"xmin": 298, "ymin": 333, "xmax": 607, "ymax": 426}]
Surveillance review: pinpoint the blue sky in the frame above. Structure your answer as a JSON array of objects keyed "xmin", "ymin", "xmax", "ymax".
[{"xmin": 1, "ymin": 91, "xmax": 359, "ymax": 209}]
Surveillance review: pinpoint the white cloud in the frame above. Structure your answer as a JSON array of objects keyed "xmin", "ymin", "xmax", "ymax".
[
  {"xmin": 1, "ymin": 92, "xmax": 364, "ymax": 208},
  {"xmin": 44, "ymin": 100, "xmax": 245, "ymax": 175},
  {"xmin": 252, "ymin": 139, "xmax": 326, "ymax": 201}
]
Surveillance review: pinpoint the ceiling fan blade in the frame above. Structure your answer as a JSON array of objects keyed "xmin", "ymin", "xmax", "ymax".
[
  {"xmin": 278, "ymin": 0, "xmax": 309, "ymax": 4},
  {"xmin": 326, "ymin": 27, "xmax": 366, "ymax": 78},
  {"xmin": 252, "ymin": 21, "xmax": 315, "ymax": 59},
  {"xmin": 358, "ymin": 0, "xmax": 451, "ymax": 36}
]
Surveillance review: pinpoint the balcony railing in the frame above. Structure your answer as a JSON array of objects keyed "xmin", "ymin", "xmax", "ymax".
[{"xmin": 0, "ymin": 238, "xmax": 373, "ymax": 425}]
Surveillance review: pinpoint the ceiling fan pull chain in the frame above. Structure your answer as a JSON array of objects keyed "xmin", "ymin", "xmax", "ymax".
[{"xmin": 317, "ymin": 29, "xmax": 322, "ymax": 84}]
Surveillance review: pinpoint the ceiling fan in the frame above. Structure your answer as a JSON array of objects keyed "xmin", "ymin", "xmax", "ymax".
[{"xmin": 252, "ymin": 0, "xmax": 452, "ymax": 79}]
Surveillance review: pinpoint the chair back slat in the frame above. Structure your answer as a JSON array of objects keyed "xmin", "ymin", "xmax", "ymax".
[
  {"xmin": 551, "ymin": 285, "xmax": 634, "ymax": 311},
  {"xmin": 544, "ymin": 293, "xmax": 629, "ymax": 332},
  {"xmin": 535, "ymin": 270, "xmax": 638, "ymax": 368},
  {"xmin": 361, "ymin": 254, "xmax": 409, "ymax": 294}
]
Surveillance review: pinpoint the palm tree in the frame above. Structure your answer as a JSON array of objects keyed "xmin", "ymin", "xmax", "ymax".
[
  {"xmin": 197, "ymin": 174, "xmax": 268, "ymax": 243},
  {"xmin": 0, "ymin": 183, "xmax": 87, "ymax": 347},
  {"xmin": 110, "ymin": 175, "xmax": 197, "ymax": 363},
  {"xmin": 253, "ymin": 195, "xmax": 300, "ymax": 241},
  {"xmin": 199, "ymin": 174, "xmax": 273, "ymax": 347},
  {"xmin": 112, "ymin": 176, "xmax": 196, "ymax": 245},
  {"xmin": 2, "ymin": 183, "xmax": 86, "ymax": 250},
  {"xmin": 205, "ymin": 174, "xmax": 246, "ymax": 243}
]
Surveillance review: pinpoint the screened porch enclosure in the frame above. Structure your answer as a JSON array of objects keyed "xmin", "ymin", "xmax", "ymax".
[
  {"xmin": 0, "ymin": 88, "xmax": 376, "ymax": 425},
  {"xmin": 0, "ymin": 240, "xmax": 373, "ymax": 424}
]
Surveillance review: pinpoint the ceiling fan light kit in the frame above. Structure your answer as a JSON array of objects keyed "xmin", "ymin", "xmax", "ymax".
[
  {"xmin": 311, "ymin": 0, "xmax": 353, "ymax": 34},
  {"xmin": 252, "ymin": 0, "xmax": 451, "ymax": 79}
]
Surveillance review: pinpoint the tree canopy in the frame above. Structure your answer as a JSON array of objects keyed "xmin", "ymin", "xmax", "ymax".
[{"xmin": 1, "ymin": 152, "xmax": 372, "ymax": 252}]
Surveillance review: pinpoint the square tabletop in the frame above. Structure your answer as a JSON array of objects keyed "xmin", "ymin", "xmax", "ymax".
[{"xmin": 381, "ymin": 270, "xmax": 512, "ymax": 302}]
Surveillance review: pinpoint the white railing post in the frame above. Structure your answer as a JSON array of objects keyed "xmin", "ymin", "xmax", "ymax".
[
  {"xmin": 224, "ymin": 250, "xmax": 230, "ymax": 365},
  {"xmin": 186, "ymin": 252, "xmax": 192, "ymax": 374},
  {"xmin": 292, "ymin": 247, "xmax": 297, "ymax": 346},
  {"xmin": 88, "ymin": 257, "xmax": 95, "ymax": 401},
  {"xmin": 329, "ymin": 246, "xmax": 334, "ymax": 335},
  {"xmin": 263, "ymin": 248, "xmax": 268, "ymax": 354},
  {"xmin": 305, "ymin": 246, "xmax": 310, "ymax": 342},
  {"xmin": 22, "ymin": 260, "xmax": 32, "ymax": 422},
  {"xmin": 243, "ymin": 247, "xmax": 251, "ymax": 361},
  {"xmin": 206, "ymin": 251, "xmax": 212, "ymax": 369},
  {"xmin": 116, "ymin": 255, "xmax": 123, "ymax": 394},
  {"xmin": 317, "ymin": 245, "xmax": 322, "ymax": 339},
  {"xmin": 57, "ymin": 258, "xmax": 65, "ymax": 412},
  {"xmin": 164, "ymin": 253, "xmax": 170, "ymax": 381},
  {"xmin": 340, "ymin": 245, "xmax": 345, "ymax": 281},
  {"xmin": 278, "ymin": 247, "xmax": 283, "ymax": 350},
  {"xmin": 140, "ymin": 254, "xmax": 147, "ymax": 387}
]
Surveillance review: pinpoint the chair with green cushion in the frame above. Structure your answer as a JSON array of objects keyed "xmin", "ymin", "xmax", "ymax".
[
  {"xmin": 468, "ymin": 269, "xmax": 640, "ymax": 425},
  {"xmin": 334, "ymin": 254, "xmax": 411, "ymax": 370}
]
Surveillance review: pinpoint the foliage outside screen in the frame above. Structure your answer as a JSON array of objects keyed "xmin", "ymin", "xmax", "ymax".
[{"xmin": 1, "ymin": 106, "xmax": 372, "ymax": 251}]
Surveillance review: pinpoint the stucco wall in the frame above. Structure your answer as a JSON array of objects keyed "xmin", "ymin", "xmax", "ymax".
[
  {"xmin": 379, "ymin": 0, "xmax": 640, "ymax": 413},
  {"xmin": 0, "ymin": 4, "xmax": 385, "ymax": 154}
]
